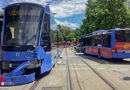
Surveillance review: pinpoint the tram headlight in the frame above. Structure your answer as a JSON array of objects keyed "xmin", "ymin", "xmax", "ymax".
[{"xmin": 27, "ymin": 59, "xmax": 43, "ymax": 69}]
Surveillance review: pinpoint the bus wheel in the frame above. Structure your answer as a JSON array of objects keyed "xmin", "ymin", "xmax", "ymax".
[{"xmin": 98, "ymin": 50, "xmax": 101, "ymax": 59}]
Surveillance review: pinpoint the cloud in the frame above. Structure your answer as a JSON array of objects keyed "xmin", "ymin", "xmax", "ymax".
[
  {"xmin": 7, "ymin": 0, "xmax": 87, "ymax": 18},
  {"xmin": 9, "ymin": 0, "xmax": 46, "ymax": 5},
  {"xmin": 50, "ymin": 0, "xmax": 87, "ymax": 18},
  {"xmin": 56, "ymin": 19, "xmax": 79, "ymax": 29},
  {"xmin": 0, "ymin": 0, "xmax": 87, "ymax": 29}
]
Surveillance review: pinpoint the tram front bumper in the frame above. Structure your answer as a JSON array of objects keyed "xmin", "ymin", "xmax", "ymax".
[
  {"xmin": 0, "ymin": 61, "xmax": 35, "ymax": 86},
  {"xmin": 0, "ymin": 73, "xmax": 35, "ymax": 86}
]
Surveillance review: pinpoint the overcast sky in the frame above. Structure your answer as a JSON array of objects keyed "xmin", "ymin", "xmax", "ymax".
[{"xmin": 0, "ymin": 0, "xmax": 87, "ymax": 29}]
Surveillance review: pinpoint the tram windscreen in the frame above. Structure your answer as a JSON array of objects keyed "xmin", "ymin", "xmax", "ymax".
[
  {"xmin": 3, "ymin": 4, "xmax": 43, "ymax": 46},
  {"xmin": 115, "ymin": 30, "xmax": 130, "ymax": 42}
]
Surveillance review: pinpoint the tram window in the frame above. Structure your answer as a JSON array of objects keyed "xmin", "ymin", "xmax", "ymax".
[
  {"xmin": 41, "ymin": 13, "xmax": 51, "ymax": 52},
  {"xmin": 0, "ymin": 21, "xmax": 2, "ymax": 43},
  {"xmin": 44, "ymin": 23, "xmax": 47, "ymax": 32}
]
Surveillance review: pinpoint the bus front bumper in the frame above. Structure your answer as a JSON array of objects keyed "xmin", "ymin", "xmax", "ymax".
[{"xmin": 112, "ymin": 53, "xmax": 130, "ymax": 58}]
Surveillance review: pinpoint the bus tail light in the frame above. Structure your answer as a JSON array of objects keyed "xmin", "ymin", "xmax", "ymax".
[{"xmin": 112, "ymin": 48, "xmax": 117, "ymax": 53}]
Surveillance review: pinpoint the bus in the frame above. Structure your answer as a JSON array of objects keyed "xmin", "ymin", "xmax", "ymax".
[{"xmin": 84, "ymin": 29, "xmax": 130, "ymax": 59}]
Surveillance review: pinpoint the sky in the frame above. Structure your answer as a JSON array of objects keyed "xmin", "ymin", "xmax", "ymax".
[{"xmin": 0, "ymin": 0, "xmax": 87, "ymax": 29}]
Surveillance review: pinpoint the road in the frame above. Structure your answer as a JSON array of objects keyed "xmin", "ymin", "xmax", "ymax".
[{"xmin": 0, "ymin": 47, "xmax": 130, "ymax": 90}]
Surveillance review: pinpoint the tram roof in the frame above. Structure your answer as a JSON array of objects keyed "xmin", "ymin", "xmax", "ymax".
[{"xmin": 4, "ymin": 2, "xmax": 45, "ymax": 9}]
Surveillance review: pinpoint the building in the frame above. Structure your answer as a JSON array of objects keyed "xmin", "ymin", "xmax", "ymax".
[{"xmin": 61, "ymin": 26, "xmax": 72, "ymax": 31}]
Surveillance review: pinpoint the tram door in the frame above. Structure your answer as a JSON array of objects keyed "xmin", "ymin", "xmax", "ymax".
[{"xmin": 40, "ymin": 13, "xmax": 51, "ymax": 52}]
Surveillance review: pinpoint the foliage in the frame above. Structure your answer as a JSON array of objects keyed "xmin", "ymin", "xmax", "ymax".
[
  {"xmin": 80, "ymin": 0, "xmax": 130, "ymax": 35},
  {"xmin": 0, "ymin": 11, "xmax": 3, "ymax": 21},
  {"xmin": 57, "ymin": 25, "xmax": 81, "ymax": 42}
]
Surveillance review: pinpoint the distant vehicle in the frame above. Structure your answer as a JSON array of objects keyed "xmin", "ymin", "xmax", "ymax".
[
  {"xmin": 0, "ymin": 3, "xmax": 62, "ymax": 86},
  {"xmin": 84, "ymin": 29, "xmax": 130, "ymax": 59},
  {"xmin": 74, "ymin": 45, "xmax": 83, "ymax": 52},
  {"xmin": 74, "ymin": 36, "xmax": 86, "ymax": 53}
]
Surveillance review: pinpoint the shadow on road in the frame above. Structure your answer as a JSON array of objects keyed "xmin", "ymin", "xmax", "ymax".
[{"xmin": 74, "ymin": 53, "xmax": 130, "ymax": 65}]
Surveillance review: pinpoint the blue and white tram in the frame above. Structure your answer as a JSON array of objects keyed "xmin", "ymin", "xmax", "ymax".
[{"xmin": 0, "ymin": 3, "xmax": 62, "ymax": 86}]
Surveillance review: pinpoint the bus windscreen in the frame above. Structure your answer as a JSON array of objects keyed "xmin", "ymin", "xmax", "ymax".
[{"xmin": 115, "ymin": 30, "xmax": 130, "ymax": 42}]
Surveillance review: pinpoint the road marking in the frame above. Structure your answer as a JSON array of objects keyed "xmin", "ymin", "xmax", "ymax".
[
  {"xmin": 119, "ymin": 69, "xmax": 129, "ymax": 71},
  {"xmin": 0, "ymin": 87, "xmax": 9, "ymax": 88},
  {"xmin": 90, "ymin": 64, "xmax": 98, "ymax": 66},
  {"xmin": 69, "ymin": 64, "xmax": 85, "ymax": 66},
  {"xmin": 97, "ymin": 68, "xmax": 106, "ymax": 70},
  {"xmin": 110, "ymin": 68, "xmax": 118, "ymax": 70}
]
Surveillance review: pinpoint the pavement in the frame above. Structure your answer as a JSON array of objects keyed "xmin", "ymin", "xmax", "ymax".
[{"xmin": 0, "ymin": 47, "xmax": 130, "ymax": 90}]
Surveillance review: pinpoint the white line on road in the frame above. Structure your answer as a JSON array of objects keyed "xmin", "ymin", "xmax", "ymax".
[
  {"xmin": 97, "ymin": 68, "xmax": 106, "ymax": 70},
  {"xmin": 119, "ymin": 69, "xmax": 129, "ymax": 71}
]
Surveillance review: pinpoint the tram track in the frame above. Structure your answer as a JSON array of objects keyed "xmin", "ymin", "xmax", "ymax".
[
  {"xmin": 66, "ymin": 48, "xmax": 82, "ymax": 90},
  {"xmin": 70, "ymin": 60, "xmax": 82, "ymax": 90},
  {"xmin": 28, "ymin": 49, "xmax": 64, "ymax": 90},
  {"xmin": 65, "ymin": 48, "xmax": 72, "ymax": 90},
  {"xmin": 29, "ymin": 79, "xmax": 40, "ymax": 90},
  {"xmin": 81, "ymin": 58, "xmax": 118, "ymax": 90},
  {"xmin": 71, "ymin": 48, "xmax": 118, "ymax": 90}
]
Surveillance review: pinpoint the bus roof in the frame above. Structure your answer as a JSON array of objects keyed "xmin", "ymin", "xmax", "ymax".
[
  {"xmin": 112, "ymin": 28, "xmax": 130, "ymax": 30},
  {"xmin": 81, "ymin": 28, "xmax": 130, "ymax": 39}
]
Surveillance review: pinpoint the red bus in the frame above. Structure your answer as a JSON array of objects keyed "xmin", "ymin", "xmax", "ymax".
[{"xmin": 84, "ymin": 29, "xmax": 130, "ymax": 59}]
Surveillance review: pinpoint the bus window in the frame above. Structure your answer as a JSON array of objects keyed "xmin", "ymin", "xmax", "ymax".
[
  {"xmin": 92, "ymin": 35, "xmax": 102, "ymax": 46},
  {"xmin": 86, "ymin": 37, "xmax": 92, "ymax": 46},
  {"xmin": 115, "ymin": 30, "xmax": 130, "ymax": 42},
  {"xmin": 92, "ymin": 36, "xmax": 97, "ymax": 46},
  {"xmin": 102, "ymin": 34, "xmax": 111, "ymax": 48}
]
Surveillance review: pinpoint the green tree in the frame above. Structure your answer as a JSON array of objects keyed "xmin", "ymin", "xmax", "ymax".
[
  {"xmin": 58, "ymin": 24, "xmax": 77, "ymax": 42},
  {"xmin": 80, "ymin": 0, "xmax": 130, "ymax": 35}
]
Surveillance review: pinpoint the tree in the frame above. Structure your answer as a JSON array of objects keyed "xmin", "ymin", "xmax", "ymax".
[
  {"xmin": 80, "ymin": 0, "xmax": 130, "ymax": 35},
  {"xmin": 58, "ymin": 24, "xmax": 75, "ymax": 42}
]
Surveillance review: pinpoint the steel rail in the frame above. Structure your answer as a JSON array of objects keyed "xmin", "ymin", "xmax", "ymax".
[
  {"xmin": 66, "ymin": 48, "xmax": 72, "ymax": 90},
  {"xmin": 81, "ymin": 58, "xmax": 118, "ymax": 90},
  {"xmin": 71, "ymin": 48, "xmax": 118, "ymax": 90},
  {"xmin": 70, "ymin": 60, "xmax": 82, "ymax": 90},
  {"xmin": 29, "ymin": 79, "xmax": 40, "ymax": 90}
]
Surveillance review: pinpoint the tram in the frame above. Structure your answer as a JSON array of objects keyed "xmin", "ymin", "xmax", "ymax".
[
  {"xmin": 84, "ymin": 29, "xmax": 130, "ymax": 59},
  {"xmin": 0, "ymin": 3, "xmax": 62, "ymax": 86},
  {"xmin": 0, "ymin": 14, "xmax": 3, "ymax": 44}
]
